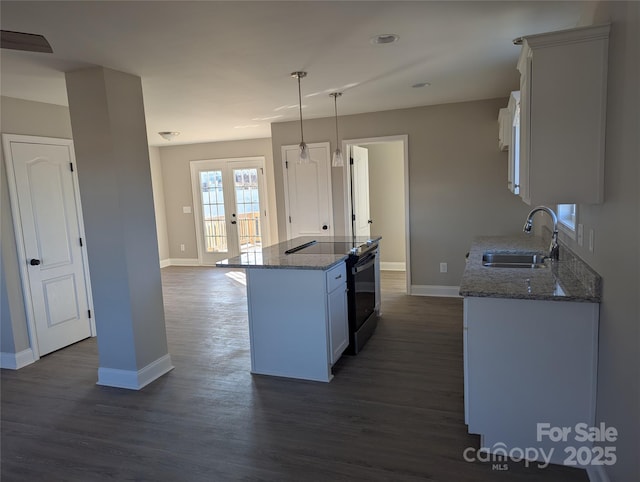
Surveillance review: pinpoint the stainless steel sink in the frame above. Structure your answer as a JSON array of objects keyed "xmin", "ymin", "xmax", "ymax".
[{"xmin": 482, "ymin": 252, "xmax": 547, "ymax": 268}]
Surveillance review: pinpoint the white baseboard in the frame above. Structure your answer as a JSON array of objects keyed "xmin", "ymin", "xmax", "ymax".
[
  {"xmin": 166, "ymin": 258, "xmax": 200, "ymax": 267},
  {"xmin": 159, "ymin": 258, "xmax": 171, "ymax": 268},
  {"xmin": 380, "ymin": 262, "xmax": 406, "ymax": 271},
  {"xmin": 97, "ymin": 353, "xmax": 174, "ymax": 390},
  {"xmin": 0, "ymin": 348, "xmax": 36, "ymax": 369},
  {"xmin": 587, "ymin": 466, "xmax": 610, "ymax": 482},
  {"xmin": 411, "ymin": 284, "xmax": 461, "ymax": 298}
]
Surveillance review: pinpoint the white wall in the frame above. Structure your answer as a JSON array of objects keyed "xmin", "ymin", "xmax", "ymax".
[
  {"xmin": 563, "ymin": 3, "xmax": 639, "ymax": 480},
  {"xmin": 365, "ymin": 142, "xmax": 406, "ymax": 268}
]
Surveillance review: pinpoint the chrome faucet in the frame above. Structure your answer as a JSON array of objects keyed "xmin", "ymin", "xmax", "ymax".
[{"xmin": 523, "ymin": 206, "xmax": 559, "ymax": 260}]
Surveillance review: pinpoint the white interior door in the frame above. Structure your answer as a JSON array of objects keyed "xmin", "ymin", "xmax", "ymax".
[
  {"xmin": 282, "ymin": 142, "xmax": 333, "ymax": 239},
  {"xmin": 352, "ymin": 145, "xmax": 371, "ymax": 238},
  {"xmin": 3, "ymin": 135, "xmax": 93, "ymax": 356},
  {"xmin": 191, "ymin": 157, "xmax": 269, "ymax": 264}
]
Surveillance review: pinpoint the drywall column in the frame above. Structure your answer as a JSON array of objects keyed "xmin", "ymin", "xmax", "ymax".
[{"xmin": 65, "ymin": 67, "xmax": 173, "ymax": 389}]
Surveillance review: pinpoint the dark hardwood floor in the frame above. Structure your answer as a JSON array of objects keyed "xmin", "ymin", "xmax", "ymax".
[{"xmin": 1, "ymin": 268, "xmax": 588, "ymax": 481}]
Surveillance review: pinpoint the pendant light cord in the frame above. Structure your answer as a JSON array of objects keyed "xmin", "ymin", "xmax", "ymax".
[
  {"xmin": 333, "ymin": 94, "xmax": 339, "ymax": 146},
  {"xmin": 297, "ymin": 76, "xmax": 305, "ymax": 143}
]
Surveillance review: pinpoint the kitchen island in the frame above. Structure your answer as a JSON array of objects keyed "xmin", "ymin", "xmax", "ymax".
[{"xmin": 217, "ymin": 236, "xmax": 381, "ymax": 382}]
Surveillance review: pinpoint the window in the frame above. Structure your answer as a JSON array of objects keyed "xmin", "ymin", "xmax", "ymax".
[{"xmin": 557, "ymin": 204, "xmax": 576, "ymax": 234}]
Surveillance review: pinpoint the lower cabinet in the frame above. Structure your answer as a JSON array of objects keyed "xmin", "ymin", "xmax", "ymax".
[
  {"xmin": 245, "ymin": 262, "xmax": 348, "ymax": 382},
  {"xmin": 327, "ymin": 269, "xmax": 349, "ymax": 364},
  {"xmin": 464, "ymin": 297, "xmax": 599, "ymax": 466}
]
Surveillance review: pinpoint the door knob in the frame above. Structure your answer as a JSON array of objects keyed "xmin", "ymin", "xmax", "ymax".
[
  {"xmin": 368, "ymin": 220, "xmax": 373, "ymax": 224},
  {"xmin": 231, "ymin": 220, "xmax": 237, "ymax": 225},
  {"xmin": 322, "ymin": 225, "xmax": 328, "ymax": 230},
  {"xmin": 29, "ymin": 258, "xmax": 41, "ymax": 266}
]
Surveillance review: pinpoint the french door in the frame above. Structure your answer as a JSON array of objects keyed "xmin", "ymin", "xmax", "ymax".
[{"xmin": 191, "ymin": 157, "xmax": 268, "ymax": 264}]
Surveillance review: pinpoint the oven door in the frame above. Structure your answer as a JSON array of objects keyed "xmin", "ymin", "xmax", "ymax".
[{"xmin": 351, "ymin": 251, "xmax": 377, "ymax": 332}]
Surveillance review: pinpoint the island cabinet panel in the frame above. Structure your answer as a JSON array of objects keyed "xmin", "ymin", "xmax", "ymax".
[
  {"xmin": 246, "ymin": 262, "xmax": 347, "ymax": 382},
  {"xmin": 464, "ymin": 297, "xmax": 599, "ymax": 466},
  {"xmin": 327, "ymin": 264, "xmax": 348, "ymax": 364}
]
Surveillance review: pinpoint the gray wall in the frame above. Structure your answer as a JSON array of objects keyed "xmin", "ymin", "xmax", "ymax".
[
  {"xmin": 0, "ymin": 96, "xmax": 74, "ymax": 354},
  {"xmin": 271, "ymin": 98, "xmax": 533, "ymax": 287},
  {"xmin": 158, "ymin": 138, "xmax": 276, "ymax": 261},
  {"xmin": 564, "ymin": 2, "xmax": 639, "ymax": 480},
  {"xmin": 149, "ymin": 147, "xmax": 170, "ymax": 262},
  {"xmin": 366, "ymin": 142, "xmax": 406, "ymax": 266}
]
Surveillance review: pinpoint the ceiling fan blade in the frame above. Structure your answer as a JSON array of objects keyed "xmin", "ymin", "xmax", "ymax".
[{"xmin": 1, "ymin": 30, "xmax": 53, "ymax": 53}]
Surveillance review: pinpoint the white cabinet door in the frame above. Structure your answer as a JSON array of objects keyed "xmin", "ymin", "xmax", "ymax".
[
  {"xmin": 464, "ymin": 296, "xmax": 599, "ymax": 466},
  {"xmin": 506, "ymin": 91, "xmax": 521, "ymax": 195},
  {"xmin": 328, "ymin": 282, "xmax": 348, "ymax": 364},
  {"xmin": 516, "ymin": 24, "xmax": 609, "ymax": 205}
]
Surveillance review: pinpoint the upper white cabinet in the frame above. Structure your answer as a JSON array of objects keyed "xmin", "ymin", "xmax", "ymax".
[
  {"xmin": 506, "ymin": 91, "xmax": 521, "ymax": 195},
  {"xmin": 497, "ymin": 108, "xmax": 511, "ymax": 151},
  {"xmin": 516, "ymin": 24, "xmax": 609, "ymax": 205}
]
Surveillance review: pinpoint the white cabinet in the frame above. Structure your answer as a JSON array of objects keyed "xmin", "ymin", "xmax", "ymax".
[
  {"xmin": 516, "ymin": 24, "xmax": 609, "ymax": 205},
  {"xmin": 464, "ymin": 297, "xmax": 599, "ymax": 466},
  {"xmin": 497, "ymin": 108, "xmax": 511, "ymax": 152},
  {"xmin": 327, "ymin": 267, "xmax": 348, "ymax": 364},
  {"xmin": 506, "ymin": 91, "xmax": 521, "ymax": 195},
  {"xmin": 245, "ymin": 262, "xmax": 348, "ymax": 382}
]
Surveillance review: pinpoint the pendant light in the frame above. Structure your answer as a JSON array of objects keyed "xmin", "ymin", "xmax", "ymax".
[
  {"xmin": 329, "ymin": 92, "xmax": 344, "ymax": 167},
  {"xmin": 291, "ymin": 71, "xmax": 311, "ymax": 163}
]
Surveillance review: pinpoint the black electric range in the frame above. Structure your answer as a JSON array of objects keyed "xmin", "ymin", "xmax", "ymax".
[{"xmin": 286, "ymin": 239, "xmax": 379, "ymax": 354}]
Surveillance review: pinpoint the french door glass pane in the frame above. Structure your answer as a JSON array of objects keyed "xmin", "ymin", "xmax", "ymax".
[
  {"xmin": 200, "ymin": 170, "xmax": 227, "ymax": 252},
  {"xmin": 234, "ymin": 168, "xmax": 262, "ymax": 253}
]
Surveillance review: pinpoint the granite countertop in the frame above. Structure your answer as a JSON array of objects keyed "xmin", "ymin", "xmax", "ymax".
[
  {"xmin": 216, "ymin": 235, "xmax": 382, "ymax": 270},
  {"xmin": 459, "ymin": 234, "xmax": 601, "ymax": 302}
]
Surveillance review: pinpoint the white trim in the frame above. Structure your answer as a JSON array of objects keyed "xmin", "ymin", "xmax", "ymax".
[
  {"xmin": 0, "ymin": 348, "xmax": 36, "ymax": 369},
  {"xmin": 159, "ymin": 259, "xmax": 171, "ymax": 268},
  {"xmin": 380, "ymin": 262, "xmax": 406, "ymax": 271},
  {"xmin": 411, "ymin": 285, "xmax": 461, "ymax": 298},
  {"xmin": 586, "ymin": 465, "xmax": 610, "ymax": 482},
  {"xmin": 97, "ymin": 354, "xmax": 174, "ymax": 390},
  {"xmin": 342, "ymin": 135, "xmax": 410, "ymax": 295},
  {"xmin": 167, "ymin": 258, "xmax": 200, "ymax": 267}
]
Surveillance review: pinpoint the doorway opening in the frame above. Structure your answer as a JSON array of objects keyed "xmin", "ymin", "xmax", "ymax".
[{"xmin": 342, "ymin": 135, "xmax": 410, "ymax": 294}]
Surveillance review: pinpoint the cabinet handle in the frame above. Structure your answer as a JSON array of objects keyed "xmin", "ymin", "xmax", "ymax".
[{"xmin": 335, "ymin": 274, "xmax": 342, "ymax": 280}]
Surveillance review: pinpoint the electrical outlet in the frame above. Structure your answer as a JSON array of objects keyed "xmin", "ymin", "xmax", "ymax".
[
  {"xmin": 577, "ymin": 224, "xmax": 584, "ymax": 247},
  {"xmin": 588, "ymin": 229, "xmax": 594, "ymax": 253},
  {"xmin": 180, "ymin": 244, "xmax": 185, "ymax": 252},
  {"xmin": 183, "ymin": 206, "xmax": 192, "ymax": 214},
  {"xmin": 440, "ymin": 262, "xmax": 448, "ymax": 273}
]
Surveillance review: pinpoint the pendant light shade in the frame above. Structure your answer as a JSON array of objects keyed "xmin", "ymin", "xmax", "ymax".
[
  {"xmin": 291, "ymin": 71, "xmax": 311, "ymax": 164},
  {"xmin": 330, "ymin": 92, "xmax": 344, "ymax": 167}
]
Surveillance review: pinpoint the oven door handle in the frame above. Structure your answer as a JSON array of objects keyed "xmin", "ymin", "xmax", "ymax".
[{"xmin": 352, "ymin": 257, "xmax": 376, "ymax": 274}]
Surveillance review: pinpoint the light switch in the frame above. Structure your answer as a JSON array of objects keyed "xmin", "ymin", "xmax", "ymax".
[
  {"xmin": 183, "ymin": 206, "xmax": 192, "ymax": 214},
  {"xmin": 588, "ymin": 229, "xmax": 595, "ymax": 253}
]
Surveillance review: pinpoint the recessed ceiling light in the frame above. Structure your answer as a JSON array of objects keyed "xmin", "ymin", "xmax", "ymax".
[
  {"xmin": 371, "ymin": 34, "xmax": 399, "ymax": 45},
  {"xmin": 412, "ymin": 82, "xmax": 431, "ymax": 88},
  {"xmin": 158, "ymin": 131, "xmax": 180, "ymax": 141}
]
